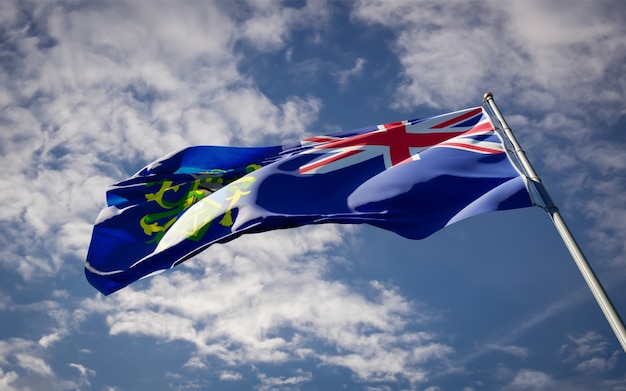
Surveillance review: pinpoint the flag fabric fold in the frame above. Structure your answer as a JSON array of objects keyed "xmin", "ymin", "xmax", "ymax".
[{"xmin": 86, "ymin": 107, "xmax": 532, "ymax": 295}]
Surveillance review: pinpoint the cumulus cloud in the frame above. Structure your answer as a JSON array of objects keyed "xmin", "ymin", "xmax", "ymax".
[
  {"xmin": 81, "ymin": 226, "xmax": 450, "ymax": 383},
  {"xmin": 336, "ymin": 58, "xmax": 367, "ymax": 87},
  {"xmin": 0, "ymin": 0, "xmax": 322, "ymax": 282},
  {"xmin": 0, "ymin": 368, "xmax": 19, "ymax": 391},
  {"xmin": 237, "ymin": 0, "xmax": 331, "ymax": 51},
  {"xmin": 258, "ymin": 371, "xmax": 313, "ymax": 391},
  {"xmin": 219, "ymin": 370, "xmax": 243, "ymax": 381},
  {"xmin": 68, "ymin": 363, "xmax": 95, "ymax": 378},
  {"xmin": 0, "ymin": 337, "xmax": 82, "ymax": 390},
  {"xmin": 353, "ymin": 0, "xmax": 626, "ymax": 115},
  {"xmin": 560, "ymin": 331, "xmax": 620, "ymax": 373},
  {"xmin": 502, "ymin": 369, "xmax": 553, "ymax": 391}
]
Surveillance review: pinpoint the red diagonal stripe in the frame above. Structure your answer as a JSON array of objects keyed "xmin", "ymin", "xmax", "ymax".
[
  {"xmin": 440, "ymin": 142, "xmax": 503, "ymax": 154},
  {"xmin": 299, "ymin": 149, "xmax": 363, "ymax": 173},
  {"xmin": 462, "ymin": 121, "xmax": 494, "ymax": 136},
  {"xmin": 430, "ymin": 108, "xmax": 483, "ymax": 129}
]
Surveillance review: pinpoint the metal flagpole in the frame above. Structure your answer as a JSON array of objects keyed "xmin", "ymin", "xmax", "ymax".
[{"xmin": 483, "ymin": 92, "xmax": 626, "ymax": 353}]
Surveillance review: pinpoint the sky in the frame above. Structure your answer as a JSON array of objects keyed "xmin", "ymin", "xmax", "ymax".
[{"xmin": 1, "ymin": 0, "xmax": 625, "ymax": 390}]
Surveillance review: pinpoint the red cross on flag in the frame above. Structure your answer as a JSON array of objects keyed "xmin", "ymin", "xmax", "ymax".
[{"xmin": 299, "ymin": 107, "xmax": 486, "ymax": 174}]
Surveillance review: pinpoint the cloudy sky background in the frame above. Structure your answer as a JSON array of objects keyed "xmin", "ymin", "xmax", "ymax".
[{"xmin": 1, "ymin": 0, "xmax": 625, "ymax": 390}]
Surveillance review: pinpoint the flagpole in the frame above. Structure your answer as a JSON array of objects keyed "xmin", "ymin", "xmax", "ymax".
[{"xmin": 483, "ymin": 92, "xmax": 626, "ymax": 353}]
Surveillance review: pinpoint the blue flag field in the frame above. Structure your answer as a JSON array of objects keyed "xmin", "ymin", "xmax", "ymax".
[{"xmin": 86, "ymin": 107, "xmax": 533, "ymax": 295}]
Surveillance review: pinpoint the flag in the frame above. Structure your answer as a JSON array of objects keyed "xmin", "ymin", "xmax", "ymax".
[{"xmin": 86, "ymin": 107, "xmax": 533, "ymax": 295}]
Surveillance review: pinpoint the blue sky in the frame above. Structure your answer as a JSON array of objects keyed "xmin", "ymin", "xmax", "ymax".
[{"xmin": 1, "ymin": 1, "xmax": 625, "ymax": 390}]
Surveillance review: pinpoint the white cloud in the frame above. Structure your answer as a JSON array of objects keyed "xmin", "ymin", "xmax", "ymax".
[
  {"xmin": 219, "ymin": 370, "xmax": 242, "ymax": 381},
  {"xmin": 0, "ymin": 0, "xmax": 324, "ymax": 282},
  {"xmin": 183, "ymin": 356, "xmax": 208, "ymax": 370},
  {"xmin": 210, "ymin": 87, "xmax": 322, "ymax": 145},
  {"xmin": 575, "ymin": 355, "xmax": 619, "ymax": 373},
  {"xmin": 10, "ymin": 299, "xmax": 86, "ymax": 349},
  {"xmin": 503, "ymin": 369, "xmax": 553, "ymax": 391},
  {"xmin": 560, "ymin": 331, "xmax": 619, "ymax": 374},
  {"xmin": 353, "ymin": 0, "xmax": 626, "ymax": 116},
  {"xmin": 0, "ymin": 293, "xmax": 9, "ymax": 311},
  {"xmin": 38, "ymin": 332, "xmax": 62, "ymax": 348},
  {"xmin": 82, "ymin": 226, "xmax": 451, "ymax": 383},
  {"xmin": 68, "ymin": 363, "xmax": 94, "ymax": 377},
  {"xmin": 68, "ymin": 362, "xmax": 95, "ymax": 388},
  {"xmin": 353, "ymin": 0, "xmax": 516, "ymax": 109},
  {"xmin": 238, "ymin": 0, "xmax": 331, "ymax": 51},
  {"xmin": 257, "ymin": 371, "xmax": 313, "ymax": 391},
  {"xmin": 490, "ymin": 287, "xmax": 590, "ymax": 346},
  {"xmin": 0, "ymin": 337, "xmax": 79, "ymax": 390},
  {"xmin": 336, "ymin": 58, "xmax": 367, "ymax": 87},
  {"xmin": 0, "ymin": 339, "xmax": 32, "ymax": 367},
  {"xmin": 502, "ymin": 0, "xmax": 622, "ymax": 103},
  {"xmin": 0, "ymin": 367, "xmax": 20, "ymax": 391},
  {"xmin": 483, "ymin": 344, "xmax": 529, "ymax": 359},
  {"xmin": 51, "ymin": 290, "xmax": 69, "ymax": 299},
  {"xmin": 561, "ymin": 332, "xmax": 609, "ymax": 360}
]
